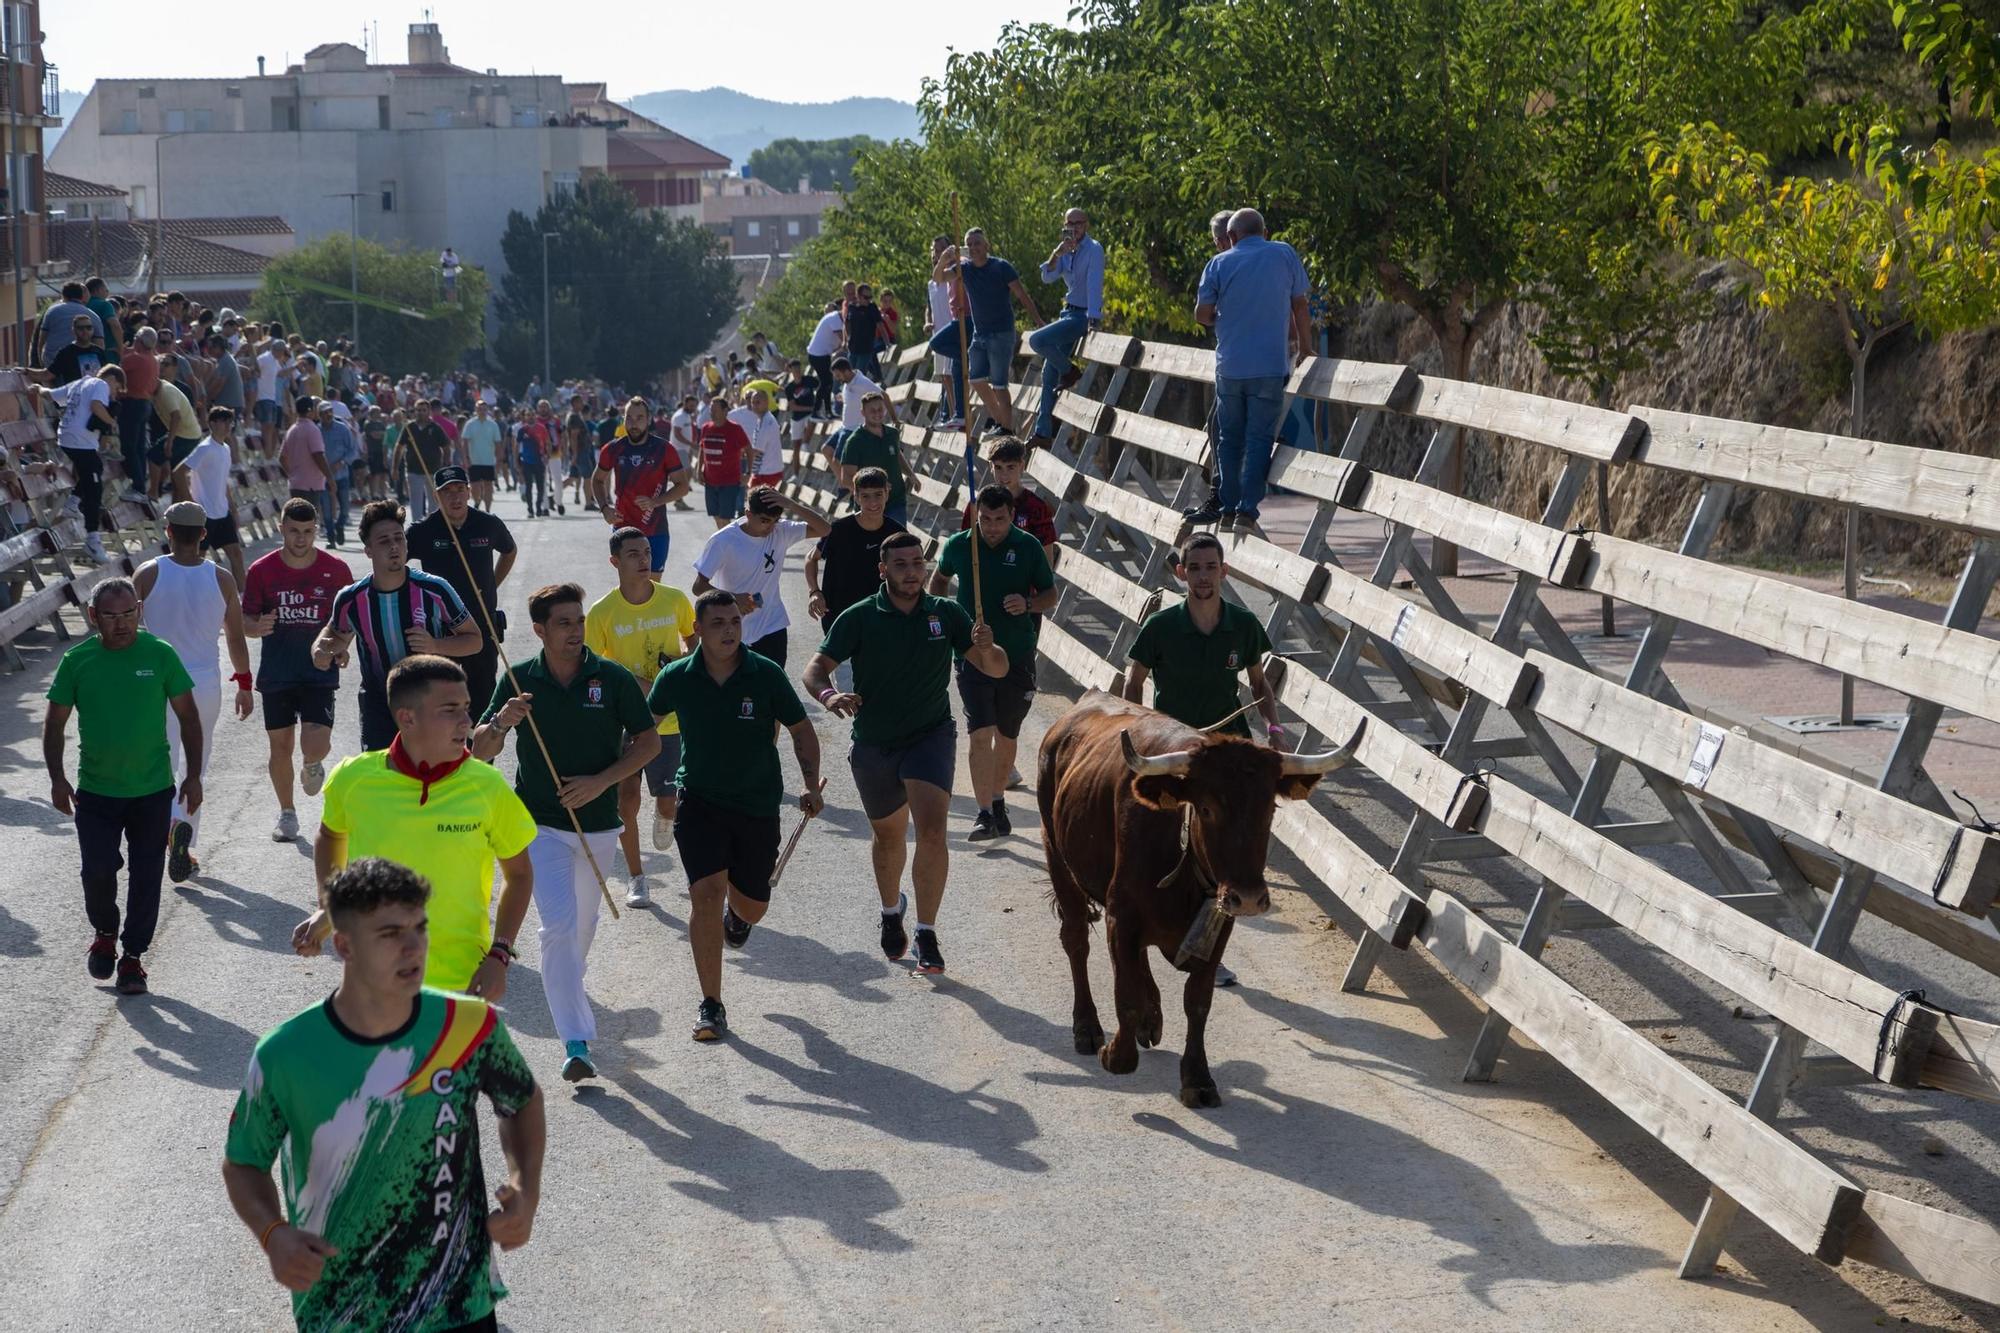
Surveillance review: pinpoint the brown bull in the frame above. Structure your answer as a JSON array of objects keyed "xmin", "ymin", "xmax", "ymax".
[{"xmin": 1037, "ymin": 689, "xmax": 1361, "ymax": 1106}]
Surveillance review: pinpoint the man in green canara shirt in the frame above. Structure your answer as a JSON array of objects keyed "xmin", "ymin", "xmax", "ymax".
[
  {"xmin": 929, "ymin": 483, "xmax": 1057, "ymax": 842},
  {"xmin": 803, "ymin": 530, "xmax": 1007, "ymax": 978},
  {"xmin": 472, "ymin": 582, "xmax": 660, "ymax": 1084},
  {"xmin": 43, "ymin": 576, "xmax": 205, "ymax": 998},
  {"xmin": 222, "ymin": 857, "xmax": 545, "ymax": 1333}
]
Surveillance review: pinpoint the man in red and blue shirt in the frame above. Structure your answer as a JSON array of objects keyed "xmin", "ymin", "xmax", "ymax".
[{"xmin": 592, "ymin": 397, "xmax": 690, "ymax": 574}]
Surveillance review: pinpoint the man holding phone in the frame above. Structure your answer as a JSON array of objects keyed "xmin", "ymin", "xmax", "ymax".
[{"xmin": 1027, "ymin": 209, "xmax": 1104, "ymax": 447}]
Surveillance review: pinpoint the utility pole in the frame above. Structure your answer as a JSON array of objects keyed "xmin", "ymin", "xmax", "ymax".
[
  {"xmin": 541, "ymin": 231, "xmax": 556, "ymax": 389},
  {"xmin": 7, "ymin": 13, "xmax": 23, "ymax": 362},
  {"xmin": 326, "ymin": 191, "xmax": 368, "ymax": 351}
]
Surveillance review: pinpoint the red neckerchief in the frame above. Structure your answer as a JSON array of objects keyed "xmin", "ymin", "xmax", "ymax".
[{"xmin": 387, "ymin": 735, "xmax": 471, "ymax": 805}]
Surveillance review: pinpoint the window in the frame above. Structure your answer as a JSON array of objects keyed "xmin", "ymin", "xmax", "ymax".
[
  {"xmin": 165, "ymin": 109, "xmax": 186, "ymax": 132},
  {"xmin": 786, "ymin": 219, "xmax": 800, "ymax": 237},
  {"xmin": 551, "ymin": 171, "xmax": 578, "ymax": 198},
  {"xmin": 137, "ymin": 85, "xmax": 156, "ymax": 99},
  {"xmin": 745, "ymin": 220, "xmax": 761, "ymax": 238},
  {"xmin": 68, "ymin": 202, "xmax": 89, "ymax": 220},
  {"xmin": 130, "ymin": 185, "xmax": 147, "ymax": 217},
  {"xmin": 378, "ymin": 96, "xmax": 390, "ymax": 130},
  {"xmin": 380, "ymin": 181, "xmax": 396, "ymax": 212},
  {"xmin": 118, "ymin": 109, "xmax": 139, "ymax": 134},
  {"xmin": 513, "ymin": 107, "xmax": 539, "ymax": 128},
  {"xmin": 191, "ymin": 109, "xmax": 214, "ymax": 132}
]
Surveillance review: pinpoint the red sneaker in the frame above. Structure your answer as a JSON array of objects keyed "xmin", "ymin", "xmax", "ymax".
[
  {"xmin": 115, "ymin": 955, "xmax": 148, "ymax": 996},
  {"xmin": 87, "ymin": 934, "xmax": 117, "ymax": 981}
]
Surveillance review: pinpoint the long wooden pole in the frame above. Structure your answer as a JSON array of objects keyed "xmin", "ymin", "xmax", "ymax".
[
  {"xmin": 950, "ymin": 192, "xmax": 983, "ymax": 625},
  {"xmin": 424, "ymin": 474, "xmax": 619, "ymax": 919}
]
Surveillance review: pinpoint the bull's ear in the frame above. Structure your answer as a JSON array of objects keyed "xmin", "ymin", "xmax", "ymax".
[
  {"xmin": 1130, "ymin": 774, "xmax": 1188, "ymax": 811},
  {"xmin": 1277, "ymin": 772, "xmax": 1324, "ymax": 801}
]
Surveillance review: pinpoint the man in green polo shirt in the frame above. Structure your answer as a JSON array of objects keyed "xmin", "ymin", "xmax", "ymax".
[
  {"xmin": 930, "ymin": 483, "xmax": 1057, "ymax": 841},
  {"xmin": 43, "ymin": 577, "xmax": 206, "ymax": 997},
  {"xmin": 832, "ymin": 391, "xmax": 910, "ymax": 524},
  {"xmin": 647, "ymin": 589, "xmax": 823, "ymax": 1041},
  {"xmin": 474, "ymin": 582, "xmax": 660, "ymax": 1081},
  {"xmin": 804, "ymin": 530, "xmax": 1007, "ymax": 976}
]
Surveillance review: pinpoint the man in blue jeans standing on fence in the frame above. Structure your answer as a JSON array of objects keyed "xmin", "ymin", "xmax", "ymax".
[
  {"xmin": 1027, "ymin": 208, "xmax": 1104, "ymax": 447},
  {"xmin": 1186, "ymin": 208, "xmax": 1312, "ymax": 532},
  {"xmin": 929, "ymin": 228, "xmax": 1042, "ymax": 440}
]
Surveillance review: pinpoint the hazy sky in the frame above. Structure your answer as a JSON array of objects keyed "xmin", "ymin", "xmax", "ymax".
[{"xmin": 46, "ymin": 1, "xmax": 1081, "ymax": 105}]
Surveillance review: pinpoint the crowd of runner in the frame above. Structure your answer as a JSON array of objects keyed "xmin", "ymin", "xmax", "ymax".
[{"xmin": 22, "ymin": 203, "xmax": 1315, "ymax": 1332}]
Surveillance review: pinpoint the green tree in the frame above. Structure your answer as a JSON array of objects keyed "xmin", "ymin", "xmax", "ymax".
[
  {"xmin": 495, "ymin": 176, "xmax": 738, "ymax": 390},
  {"xmin": 251, "ymin": 235, "xmax": 486, "ymax": 376},
  {"xmin": 746, "ymin": 136, "xmax": 885, "ymax": 192}
]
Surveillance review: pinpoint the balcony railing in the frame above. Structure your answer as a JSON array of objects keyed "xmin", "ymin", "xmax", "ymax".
[{"xmin": 41, "ymin": 63, "xmax": 58, "ymax": 120}]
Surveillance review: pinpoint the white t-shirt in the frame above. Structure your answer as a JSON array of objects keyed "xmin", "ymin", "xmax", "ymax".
[
  {"xmin": 806, "ymin": 311, "xmax": 845, "ymax": 358},
  {"xmin": 51, "ymin": 377, "xmax": 114, "ymax": 452},
  {"xmin": 255, "ymin": 351, "xmax": 285, "ymax": 402},
  {"xmin": 182, "ymin": 438, "xmax": 234, "ymax": 518},
  {"xmin": 729, "ymin": 406, "xmax": 785, "ymax": 477},
  {"xmin": 669, "ymin": 408, "xmax": 697, "ymax": 453},
  {"xmin": 928, "ymin": 278, "xmax": 954, "ymax": 329},
  {"xmin": 440, "ymin": 250, "xmax": 461, "ymax": 276},
  {"xmin": 694, "ymin": 518, "xmax": 809, "ymax": 642},
  {"xmin": 841, "ymin": 371, "xmax": 883, "ymax": 430}
]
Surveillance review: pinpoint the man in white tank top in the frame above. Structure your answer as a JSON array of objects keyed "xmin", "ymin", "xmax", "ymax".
[{"xmin": 137, "ymin": 502, "xmax": 255, "ymax": 882}]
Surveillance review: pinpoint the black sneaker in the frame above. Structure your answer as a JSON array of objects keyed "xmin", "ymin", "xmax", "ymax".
[
  {"xmin": 913, "ymin": 928, "xmax": 946, "ymax": 975},
  {"xmin": 692, "ymin": 996, "xmax": 728, "ymax": 1042},
  {"xmin": 991, "ymin": 801, "xmax": 1012, "ymax": 837},
  {"xmin": 880, "ymin": 894, "xmax": 909, "ymax": 961},
  {"xmin": 968, "ymin": 808, "xmax": 998, "ymax": 842},
  {"xmin": 115, "ymin": 954, "xmax": 148, "ymax": 996},
  {"xmin": 722, "ymin": 905, "xmax": 753, "ymax": 950},
  {"xmin": 87, "ymin": 933, "xmax": 117, "ymax": 980},
  {"xmin": 1183, "ymin": 495, "xmax": 1222, "ymax": 524},
  {"xmin": 168, "ymin": 820, "xmax": 196, "ymax": 883}
]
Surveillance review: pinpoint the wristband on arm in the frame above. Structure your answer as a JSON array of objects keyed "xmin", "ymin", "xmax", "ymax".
[
  {"xmin": 816, "ymin": 687, "xmax": 836, "ymax": 704},
  {"xmin": 232, "ymin": 671, "xmax": 253, "ymax": 689}
]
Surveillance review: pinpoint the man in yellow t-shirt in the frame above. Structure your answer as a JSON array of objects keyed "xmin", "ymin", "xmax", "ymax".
[
  {"xmin": 585, "ymin": 526, "xmax": 696, "ymax": 907},
  {"xmin": 291, "ymin": 654, "xmax": 537, "ymax": 995}
]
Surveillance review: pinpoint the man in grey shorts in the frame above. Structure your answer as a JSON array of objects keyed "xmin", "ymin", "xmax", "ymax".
[{"xmin": 802, "ymin": 531, "xmax": 1007, "ymax": 975}]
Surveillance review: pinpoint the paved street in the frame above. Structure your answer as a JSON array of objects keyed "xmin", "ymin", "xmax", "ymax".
[{"xmin": 0, "ymin": 486, "xmax": 1989, "ymax": 1330}]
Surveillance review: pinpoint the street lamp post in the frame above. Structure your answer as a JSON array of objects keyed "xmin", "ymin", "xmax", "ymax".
[
  {"xmin": 326, "ymin": 192, "xmax": 367, "ymax": 351},
  {"xmin": 541, "ymin": 231, "xmax": 556, "ymax": 390}
]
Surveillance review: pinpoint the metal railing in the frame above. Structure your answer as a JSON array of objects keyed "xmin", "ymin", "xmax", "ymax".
[{"xmin": 41, "ymin": 63, "xmax": 59, "ymax": 120}]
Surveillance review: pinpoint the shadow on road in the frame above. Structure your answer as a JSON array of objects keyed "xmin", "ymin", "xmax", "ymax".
[
  {"xmin": 737, "ymin": 1012, "xmax": 1048, "ymax": 1174},
  {"xmin": 580, "ymin": 1067, "xmax": 913, "ymax": 1253},
  {"xmin": 0, "ymin": 902, "xmax": 43, "ymax": 957},
  {"xmin": 118, "ymin": 992, "xmax": 258, "ymax": 1090},
  {"xmin": 727, "ymin": 922, "xmax": 903, "ymax": 1007},
  {"xmin": 172, "ymin": 876, "xmax": 310, "ymax": 955}
]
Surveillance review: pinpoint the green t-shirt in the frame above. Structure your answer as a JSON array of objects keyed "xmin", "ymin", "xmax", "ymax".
[
  {"xmin": 834, "ymin": 426, "xmax": 907, "ymax": 510},
  {"xmin": 935, "ymin": 525, "xmax": 1053, "ymax": 667},
  {"xmin": 224, "ymin": 989, "xmax": 536, "ymax": 1333},
  {"xmin": 46, "ymin": 631, "xmax": 195, "ymax": 797},
  {"xmin": 1126, "ymin": 599, "xmax": 1273, "ymax": 735},
  {"xmin": 86, "ymin": 296, "xmax": 122, "ymax": 355},
  {"xmin": 483, "ymin": 648, "xmax": 653, "ymax": 832},
  {"xmin": 818, "ymin": 590, "xmax": 974, "ymax": 747},
  {"xmin": 646, "ymin": 648, "xmax": 807, "ymax": 817}
]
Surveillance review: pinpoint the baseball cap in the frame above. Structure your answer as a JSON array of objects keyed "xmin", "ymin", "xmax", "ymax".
[
  {"xmin": 218, "ymin": 307, "xmax": 239, "ymax": 323},
  {"xmin": 432, "ymin": 465, "xmax": 471, "ymax": 489},
  {"xmin": 164, "ymin": 500, "xmax": 208, "ymax": 528}
]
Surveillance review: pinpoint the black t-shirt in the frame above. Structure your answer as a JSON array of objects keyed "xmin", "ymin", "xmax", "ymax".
[
  {"xmin": 816, "ymin": 513, "xmax": 908, "ymax": 620},
  {"xmin": 407, "ymin": 508, "xmax": 517, "ymax": 638},
  {"xmin": 404, "ymin": 418, "xmax": 453, "ymax": 475},
  {"xmin": 361, "ymin": 420, "xmax": 388, "ymax": 457},
  {"xmin": 846, "ymin": 303, "xmax": 883, "ymax": 354},
  {"xmin": 48, "ymin": 342, "xmax": 111, "ymax": 387},
  {"xmin": 784, "ymin": 378, "xmax": 817, "ymax": 415}
]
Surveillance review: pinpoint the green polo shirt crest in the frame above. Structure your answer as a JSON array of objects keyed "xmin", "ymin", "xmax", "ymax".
[
  {"xmin": 1127, "ymin": 599, "xmax": 1272, "ymax": 735},
  {"xmin": 484, "ymin": 647, "xmax": 652, "ymax": 832},
  {"xmin": 646, "ymin": 648, "xmax": 807, "ymax": 816},
  {"xmin": 819, "ymin": 589, "xmax": 974, "ymax": 747},
  {"xmin": 936, "ymin": 525, "xmax": 1052, "ymax": 667}
]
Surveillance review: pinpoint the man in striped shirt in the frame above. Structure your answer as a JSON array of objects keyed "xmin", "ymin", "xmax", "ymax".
[{"xmin": 312, "ymin": 499, "xmax": 483, "ymax": 750}]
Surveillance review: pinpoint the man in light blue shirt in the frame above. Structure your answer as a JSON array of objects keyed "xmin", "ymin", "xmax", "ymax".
[
  {"xmin": 1189, "ymin": 209, "xmax": 1311, "ymax": 529},
  {"xmin": 460, "ymin": 399, "xmax": 505, "ymax": 511},
  {"xmin": 1026, "ymin": 208, "xmax": 1105, "ymax": 443},
  {"xmin": 316, "ymin": 400, "xmax": 362, "ymax": 547}
]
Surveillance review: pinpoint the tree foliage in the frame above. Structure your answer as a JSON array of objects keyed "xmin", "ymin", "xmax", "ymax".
[
  {"xmin": 494, "ymin": 176, "xmax": 738, "ymax": 390},
  {"xmin": 251, "ymin": 236, "xmax": 486, "ymax": 376},
  {"xmin": 746, "ymin": 136, "xmax": 885, "ymax": 192}
]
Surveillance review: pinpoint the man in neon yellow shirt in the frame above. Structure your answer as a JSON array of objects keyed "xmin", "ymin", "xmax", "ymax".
[
  {"xmin": 585, "ymin": 526, "xmax": 696, "ymax": 907},
  {"xmin": 292, "ymin": 655, "xmax": 536, "ymax": 996}
]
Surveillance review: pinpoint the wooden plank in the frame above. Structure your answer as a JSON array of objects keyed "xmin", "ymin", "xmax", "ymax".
[
  {"xmin": 1408, "ymin": 377, "xmax": 1646, "ymax": 463},
  {"xmin": 1039, "ymin": 622, "xmax": 1123, "ymax": 694},
  {"xmin": 1525, "ymin": 650, "xmax": 1982, "ymax": 908},
  {"xmin": 907, "ymin": 378, "xmax": 943, "ymax": 404},
  {"xmin": 1633, "ymin": 406, "xmax": 2000, "ymax": 540},
  {"xmin": 0, "ymin": 416, "xmax": 51, "ymax": 447},
  {"xmin": 1034, "ymin": 449, "xmax": 1187, "ymax": 547},
  {"xmin": 1268, "ymin": 446, "xmax": 1367, "ymax": 508},
  {"xmin": 1051, "ymin": 547, "xmax": 1158, "ymax": 626},
  {"xmin": 1357, "ymin": 472, "xmax": 1574, "ymax": 580},
  {"xmin": 0, "ymin": 369, "xmax": 26, "ymax": 392},
  {"xmin": 1586, "ymin": 533, "xmax": 2000, "ymax": 729},
  {"xmin": 907, "ymin": 471, "xmax": 957, "ymax": 510},
  {"xmin": 1053, "ymin": 392, "xmax": 1116, "ymax": 439},
  {"xmin": 1272, "ymin": 665, "xmax": 1945, "ymax": 1087},
  {"xmin": 1132, "ymin": 342, "xmax": 1216, "ymax": 382},
  {"xmin": 1845, "ymin": 1192, "xmax": 2000, "ymax": 1304},
  {"xmin": 1417, "ymin": 892, "xmax": 1864, "ymax": 1262},
  {"xmin": 894, "ymin": 343, "xmax": 929, "ymax": 370},
  {"xmin": 0, "ymin": 527, "xmax": 50, "ymax": 572},
  {"xmin": 1080, "ymin": 331, "xmax": 1143, "ymax": 368},
  {"xmin": 1107, "ymin": 408, "xmax": 1208, "ymax": 468},
  {"xmin": 1270, "ymin": 801, "xmax": 1428, "ymax": 947},
  {"xmin": 1922, "ymin": 1011, "xmax": 2000, "ymax": 1104},
  {"xmin": 1219, "ymin": 529, "xmax": 1326, "ymax": 604},
  {"xmin": 1287, "ymin": 357, "xmax": 1417, "ymax": 410},
  {"xmin": 0, "ymin": 579, "xmax": 73, "ymax": 643},
  {"xmin": 1317, "ymin": 567, "xmax": 1533, "ymax": 710}
]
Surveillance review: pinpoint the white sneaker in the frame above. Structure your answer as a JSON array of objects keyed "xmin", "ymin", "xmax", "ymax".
[
  {"xmin": 61, "ymin": 495, "xmax": 82, "ymax": 517},
  {"xmin": 83, "ymin": 535, "xmax": 108, "ymax": 563},
  {"xmin": 1214, "ymin": 963, "xmax": 1239, "ymax": 988},
  {"xmin": 625, "ymin": 873, "xmax": 652, "ymax": 907},
  {"xmin": 940, "ymin": 416, "xmax": 966, "ymax": 431},
  {"xmin": 272, "ymin": 809, "xmax": 301, "ymax": 842},
  {"xmin": 652, "ymin": 813, "xmax": 673, "ymax": 852},
  {"xmin": 301, "ymin": 761, "xmax": 326, "ymax": 798}
]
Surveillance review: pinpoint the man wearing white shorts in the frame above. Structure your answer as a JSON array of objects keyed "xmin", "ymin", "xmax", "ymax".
[
  {"xmin": 473, "ymin": 582, "xmax": 659, "ymax": 1083},
  {"xmin": 135, "ymin": 501, "xmax": 254, "ymax": 882}
]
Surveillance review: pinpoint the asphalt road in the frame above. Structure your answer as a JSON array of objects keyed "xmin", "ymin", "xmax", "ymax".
[{"xmin": 0, "ymin": 483, "xmax": 1992, "ymax": 1331}]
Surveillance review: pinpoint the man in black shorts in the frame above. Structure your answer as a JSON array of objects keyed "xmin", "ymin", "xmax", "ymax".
[
  {"xmin": 649, "ymin": 589, "xmax": 823, "ymax": 1040},
  {"xmin": 803, "ymin": 531, "xmax": 1006, "ymax": 975},
  {"xmin": 930, "ymin": 484, "xmax": 1056, "ymax": 840}
]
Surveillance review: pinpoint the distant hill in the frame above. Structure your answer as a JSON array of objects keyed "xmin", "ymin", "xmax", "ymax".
[{"xmin": 624, "ymin": 88, "xmax": 921, "ymax": 170}]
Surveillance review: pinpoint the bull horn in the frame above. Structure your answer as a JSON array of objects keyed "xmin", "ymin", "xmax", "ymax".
[
  {"xmin": 1279, "ymin": 720, "xmax": 1366, "ymax": 775},
  {"xmin": 1121, "ymin": 730, "xmax": 1195, "ymax": 777}
]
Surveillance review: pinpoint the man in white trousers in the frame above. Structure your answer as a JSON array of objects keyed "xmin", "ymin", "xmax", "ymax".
[
  {"xmin": 472, "ymin": 582, "xmax": 659, "ymax": 1083},
  {"xmin": 136, "ymin": 501, "xmax": 254, "ymax": 882}
]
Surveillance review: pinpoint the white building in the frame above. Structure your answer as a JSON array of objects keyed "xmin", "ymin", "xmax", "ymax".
[{"xmin": 47, "ymin": 22, "xmax": 608, "ymax": 306}]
